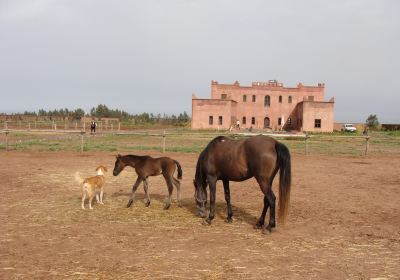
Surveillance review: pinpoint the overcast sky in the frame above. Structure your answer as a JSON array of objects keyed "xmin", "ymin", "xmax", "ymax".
[{"xmin": 0, "ymin": 0, "xmax": 399, "ymax": 123}]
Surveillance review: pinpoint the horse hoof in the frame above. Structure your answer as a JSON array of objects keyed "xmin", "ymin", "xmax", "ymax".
[
  {"xmin": 145, "ymin": 201, "xmax": 150, "ymax": 207},
  {"xmin": 164, "ymin": 204, "xmax": 171, "ymax": 210},
  {"xmin": 202, "ymin": 219, "xmax": 212, "ymax": 226},
  {"xmin": 226, "ymin": 217, "xmax": 233, "ymax": 223},
  {"xmin": 262, "ymin": 225, "xmax": 273, "ymax": 234},
  {"xmin": 254, "ymin": 222, "xmax": 263, "ymax": 229}
]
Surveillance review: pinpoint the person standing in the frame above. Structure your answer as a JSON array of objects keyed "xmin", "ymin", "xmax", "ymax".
[{"xmin": 90, "ymin": 120, "xmax": 97, "ymax": 134}]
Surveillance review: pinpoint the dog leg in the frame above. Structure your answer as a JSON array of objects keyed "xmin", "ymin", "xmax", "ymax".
[
  {"xmin": 89, "ymin": 196, "xmax": 94, "ymax": 210},
  {"xmin": 81, "ymin": 193, "xmax": 86, "ymax": 210},
  {"xmin": 99, "ymin": 189, "xmax": 104, "ymax": 204}
]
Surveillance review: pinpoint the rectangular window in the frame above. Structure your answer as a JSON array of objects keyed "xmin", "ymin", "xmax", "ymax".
[
  {"xmin": 288, "ymin": 96, "xmax": 292, "ymax": 103},
  {"xmin": 278, "ymin": 118, "xmax": 282, "ymax": 125},
  {"xmin": 243, "ymin": 95, "xmax": 247, "ymax": 102},
  {"xmin": 221, "ymin": 94, "xmax": 227, "ymax": 100},
  {"xmin": 252, "ymin": 95, "xmax": 256, "ymax": 102},
  {"xmin": 251, "ymin": 117, "xmax": 255, "ymax": 125},
  {"xmin": 314, "ymin": 119, "xmax": 321, "ymax": 128},
  {"xmin": 218, "ymin": 116, "xmax": 223, "ymax": 125},
  {"xmin": 242, "ymin": 117, "xmax": 246, "ymax": 125},
  {"xmin": 279, "ymin": 96, "xmax": 282, "ymax": 103},
  {"xmin": 209, "ymin": 116, "xmax": 213, "ymax": 125}
]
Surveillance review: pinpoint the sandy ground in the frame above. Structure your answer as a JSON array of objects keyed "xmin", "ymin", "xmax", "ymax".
[{"xmin": 0, "ymin": 150, "xmax": 399, "ymax": 279}]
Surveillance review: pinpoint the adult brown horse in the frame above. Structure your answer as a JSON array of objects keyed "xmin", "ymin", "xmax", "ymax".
[
  {"xmin": 193, "ymin": 135, "xmax": 291, "ymax": 233},
  {"xmin": 113, "ymin": 154, "xmax": 183, "ymax": 209}
]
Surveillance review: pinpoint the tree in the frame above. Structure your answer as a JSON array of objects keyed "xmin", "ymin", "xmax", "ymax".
[{"xmin": 366, "ymin": 114, "xmax": 379, "ymax": 129}]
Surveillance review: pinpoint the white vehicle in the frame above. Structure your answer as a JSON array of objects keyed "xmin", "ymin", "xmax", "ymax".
[{"xmin": 342, "ymin": 123, "xmax": 357, "ymax": 132}]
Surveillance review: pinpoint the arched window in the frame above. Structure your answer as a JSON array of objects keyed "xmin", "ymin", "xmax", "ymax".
[
  {"xmin": 287, "ymin": 117, "xmax": 292, "ymax": 126},
  {"xmin": 242, "ymin": 117, "xmax": 246, "ymax": 125},
  {"xmin": 252, "ymin": 95, "xmax": 256, "ymax": 102},
  {"xmin": 288, "ymin": 96, "xmax": 292, "ymax": 103},
  {"xmin": 209, "ymin": 116, "xmax": 213, "ymax": 125},
  {"xmin": 243, "ymin": 95, "xmax": 247, "ymax": 102},
  {"xmin": 251, "ymin": 117, "xmax": 255, "ymax": 125},
  {"xmin": 279, "ymin": 95, "xmax": 282, "ymax": 103},
  {"xmin": 264, "ymin": 95, "xmax": 270, "ymax": 107},
  {"xmin": 278, "ymin": 117, "xmax": 282, "ymax": 125}
]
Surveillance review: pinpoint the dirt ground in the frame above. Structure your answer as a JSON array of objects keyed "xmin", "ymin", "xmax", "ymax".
[{"xmin": 0, "ymin": 150, "xmax": 399, "ymax": 279}]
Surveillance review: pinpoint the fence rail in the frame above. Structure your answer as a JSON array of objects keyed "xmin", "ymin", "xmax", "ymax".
[{"xmin": 0, "ymin": 128, "xmax": 378, "ymax": 156}]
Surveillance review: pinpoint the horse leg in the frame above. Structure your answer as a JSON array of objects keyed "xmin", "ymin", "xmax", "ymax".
[
  {"xmin": 163, "ymin": 176, "xmax": 174, "ymax": 210},
  {"xmin": 143, "ymin": 178, "xmax": 151, "ymax": 207},
  {"xmin": 81, "ymin": 192, "xmax": 86, "ymax": 210},
  {"xmin": 264, "ymin": 190, "xmax": 276, "ymax": 233},
  {"xmin": 173, "ymin": 177, "xmax": 182, "ymax": 207},
  {"xmin": 205, "ymin": 176, "xmax": 217, "ymax": 225},
  {"xmin": 255, "ymin": 177, "xmax": 270, "ymax": 229},
  {"xmin": 255, "ymin": 196, "xmax": 269, "ymax": 229},
  {"xmin": 127, "ymin": 177, "xmax": 143, "ymax": 208},
  {"xmin": 223, "ymin": 180, "xmax": 233, "ymax": 222}
]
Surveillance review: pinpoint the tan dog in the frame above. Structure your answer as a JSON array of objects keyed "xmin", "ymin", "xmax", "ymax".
[{"xmin": 75, "ymin": 166, "xmax": 107, "ymax": 210}]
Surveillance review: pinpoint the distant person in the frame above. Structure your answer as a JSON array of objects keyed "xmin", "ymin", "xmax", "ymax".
[
  {"xmin": 236, "ymin": 120, "xmax": 240, "ymax": 130},
  {"xmin": 90, "ymin": 120, "xmax": 97, "ymax": 134}
]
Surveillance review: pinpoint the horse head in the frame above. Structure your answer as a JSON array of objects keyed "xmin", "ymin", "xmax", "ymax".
[{"xmin": 113, "ymin": 154, "xmax": 125, "ymax": 176}]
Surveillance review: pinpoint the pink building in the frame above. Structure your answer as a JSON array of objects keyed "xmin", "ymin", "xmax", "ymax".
[{"xmin": 192, "ymin": 80, "xmax": 335, "ymax": 132}]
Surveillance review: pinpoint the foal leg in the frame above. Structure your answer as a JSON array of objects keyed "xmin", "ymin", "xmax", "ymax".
[
  {"xmin": 163, "ymin": 176, "xmax": 174, "ymax": 210},
  {"xmin": 143, "ymin": 178, "xmax": 151, "ymax": 207},
  {"xmin": 223, "ymin": 180, "xmax": 233, "ymax": 222},
  {"xmin": 173, "ymin": 177, "xmax": 182, "ymax": 207},
  {"xmin": 127, "ymin": 177, "xmax": 143, "ymax": 208},
  {"xmin": 205, "ymin": 176, "xmax": 217, "ymax": 225}
]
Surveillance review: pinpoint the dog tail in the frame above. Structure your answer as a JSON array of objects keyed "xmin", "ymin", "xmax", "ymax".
[{"xmin": 75, "ymin": 172, "xmax": 85, "ymax": 185}]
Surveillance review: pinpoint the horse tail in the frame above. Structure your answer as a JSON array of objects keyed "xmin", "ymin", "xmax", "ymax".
[
  {"xmin": 275, "ymin": 141, "xmax": 291, "ymax": 224},
  {"xmin": 74, "ymin": 172, "xmax": 84, "ymax": 185},
  {"xmin": 174, "ymin": 160, "xmax": 183, "ymax": 179}
]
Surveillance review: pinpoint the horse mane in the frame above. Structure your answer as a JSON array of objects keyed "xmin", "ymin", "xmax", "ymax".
[{"xmin": 194, "ymin": 136, "xmax": 231, "ymax": 189}]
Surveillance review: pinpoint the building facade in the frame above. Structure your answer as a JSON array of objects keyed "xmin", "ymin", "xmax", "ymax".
[{"xmin": 192, "ymin": 80, "xmax": 335, "ymax": 132}]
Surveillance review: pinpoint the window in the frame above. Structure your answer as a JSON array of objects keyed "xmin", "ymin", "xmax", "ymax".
[
  {"xmin": 308, "ymin": 96, "xmax": 314, "ymax": 101},
  {"xmin": 264, "ymin": 95, "xmax": 270, "ymax": 107},
  {"xmin": 278, "ymin": 118, "xmax": 282, "ymax": 126},
  {"xmin": 279, "ymin": 95, "xmax": 282, "ymax": 103},
  {"xmin": 221, "ymin": 94, "xmax": 227, "ymax": 100},
  {"xmin": 218, "ymin": 116, "xmax": 223, "ymax": 125},
  {"xmin": 243, "ymin": 95, "xmax": 247, "ymax": 102},
  {"xmin": 288, "ymin": 96, "xmax": 292, "ymax": 103},
  {"xmin": 252, "ymin": 95, "xmax": 256, "ymax": 102},
  {"xmin": 251, "ymin": 117, "xmax": 255, "ymax": 125},
  {"xmin": 242, "ymin": 117, "xmax": 246, "ymax": 125},
  {"xmin": 315, "ymin": 119, "xmax": 321, "ymax": 128},
  {"xmin": 209, "ymin": 116, "xmax": 213, "ymax": 125},
  {"xmin": 287, "ymin": 117, "xmax": 292, "ymax": 126}
]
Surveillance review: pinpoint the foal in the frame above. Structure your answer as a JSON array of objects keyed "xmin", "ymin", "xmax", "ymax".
[{"xmin": 113, "ymin": 154, "xmax": 183, "ymax": 209}]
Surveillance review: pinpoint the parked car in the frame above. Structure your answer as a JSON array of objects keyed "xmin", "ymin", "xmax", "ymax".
[{"xmin": 342, "ymin": 123, "xmax": 357, "ymax": 132}]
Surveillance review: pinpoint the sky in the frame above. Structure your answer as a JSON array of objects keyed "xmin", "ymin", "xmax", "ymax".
[{"xmin": 0, "ymin": 0, "xmax": 399, "ymax": 123}]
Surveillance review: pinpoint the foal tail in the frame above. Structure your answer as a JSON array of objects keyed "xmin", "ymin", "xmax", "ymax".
[
  {"xmin": 174, "ymin": 160, "xmax": 183, "ymax": 180},
  {"xmin": 275, "ymin": 142, "xmax": 292, "ymax": 224}
]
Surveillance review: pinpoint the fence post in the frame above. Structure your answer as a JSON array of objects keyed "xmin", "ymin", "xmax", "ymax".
[
  {"xmin": 118, "ymin": 122, "xmax": 121, "ymax": 131},
  {"xmin": 54, "ymin": 123, "xmax": 57, "ymax": 131},
  {"xmin": 305, "ymin": 134, "xmax": 309, "ymax": 155},
  {"xmin": 162, "ymin": 130, "xmax": 166, "ymax": 153},
  {"xmin": 28, "ymin": 123, "xmax": 31, "ymax": 131},
  {"xmin": 4, "ymin": 121, "xmax": 7, "ymax": 129},
  {"xmin": 34, "ymin": 121, "xmax": 37, "ymax": 129},
  {"xmin": 111, "ymin": 123, "xmax": 113, "ymax": 131},
  {"xmin": 364, "ymin": 136, "xmax": 370, "ymax": 156},
  {"xmin": 5, "ymin": 130, "xmax": 9, "ymax": 151},
  {"xmin": 80, "ymin": 131, "xmax": 85, "ymax": 152}
]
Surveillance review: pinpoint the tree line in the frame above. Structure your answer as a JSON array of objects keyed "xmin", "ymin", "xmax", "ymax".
[{"xmin": 20, "ymin": 104, "xmax": 190, "ymax": 125}]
